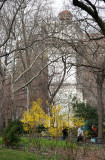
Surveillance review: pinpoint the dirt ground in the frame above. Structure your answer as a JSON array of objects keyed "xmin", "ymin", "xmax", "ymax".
[{"xmin": 27, "ymin": 144, "xmax": 105, "ymax": 160}]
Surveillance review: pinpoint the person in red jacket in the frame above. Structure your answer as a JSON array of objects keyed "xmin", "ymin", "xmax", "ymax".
[
  {"xmin": 91, "ymin": 125, "xmax": 98, "ymax": 143},
  {"xmin": 92, "ymin": 125, "xmax": 97, "ymax": 137}
]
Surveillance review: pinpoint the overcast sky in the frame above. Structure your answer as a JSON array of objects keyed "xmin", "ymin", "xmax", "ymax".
[
  {"xmin": 53, "ymin": 0, "xmax": 63, "ymax": 10},
  {"xmin": 52, "ymin": 0, "xmax": 70, "ymax": 13},
  {"xmin": 52, "ymin": 0, "xmax": 73, "ymax": 15}
]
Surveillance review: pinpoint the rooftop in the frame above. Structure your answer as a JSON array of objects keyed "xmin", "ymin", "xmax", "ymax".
[{"xmin": 58, "ymin": 10, "xmax": 72, "ymax": 21}]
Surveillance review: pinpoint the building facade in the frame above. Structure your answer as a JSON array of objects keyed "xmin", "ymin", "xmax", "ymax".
[{"xmin": 48, "ymin": 10, "xmax": 83, "ymax": 113}]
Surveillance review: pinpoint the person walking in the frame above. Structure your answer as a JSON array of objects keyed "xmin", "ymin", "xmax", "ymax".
[
  {"xmin": 90, "ymin": 125, "xmax": 98, "ymax": 143},
  {"xmin": 62, "ymin": 127, "xmax": 68, "ymax": 140},
  {"xmin": 77, "ymin": 127, "xmax": 84, "ymax": 142}
]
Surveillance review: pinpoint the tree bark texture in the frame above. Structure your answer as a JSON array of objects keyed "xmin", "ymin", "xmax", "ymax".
[{"xmin": 96, "ymin": 73, "xmax": 104, "ymax": 143}]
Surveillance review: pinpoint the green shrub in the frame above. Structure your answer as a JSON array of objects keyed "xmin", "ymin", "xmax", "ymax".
[
  {"xmin": 71, "ymin": 96, "xmax": 98, "ymax": 136},
  {"xmin": 2, "ymin": 120, "xmax": 24, "ymax": 148}
]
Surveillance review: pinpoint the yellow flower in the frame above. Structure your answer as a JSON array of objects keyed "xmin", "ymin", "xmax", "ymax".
[{"xmin": 21, "ymin": 98, "xmax": 86, "ymax": 138}]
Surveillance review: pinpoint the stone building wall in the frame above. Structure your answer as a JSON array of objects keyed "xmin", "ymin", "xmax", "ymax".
[{"xmin": 48, "ymin": 10, "xmax": 83, "ymax": 113}]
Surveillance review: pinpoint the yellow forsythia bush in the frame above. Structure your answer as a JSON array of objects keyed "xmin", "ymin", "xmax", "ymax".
[{"xmin": 21, "ymin": 99, "xmax": 85, "ymax": 137}]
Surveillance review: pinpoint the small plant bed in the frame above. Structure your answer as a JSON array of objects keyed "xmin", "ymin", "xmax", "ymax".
[{"xmin": 1, "ymin": 137, "xmax": 105, "ymax": 159}]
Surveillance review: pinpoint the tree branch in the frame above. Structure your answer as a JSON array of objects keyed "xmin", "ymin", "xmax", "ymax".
[
  {"xmin": 0, "ymin": 0, "xmax": 7, "ymax": 10},
  {"xmin": 14, "ymin": 47, "xmax": 49, "ymax": 84},
  {"xmin": 0, "ymin": 0, "xmax": 25, "ymax": 48},
  {"xmin": 73, "ymin": 0, "xmax": 105, "ymax": 36}
]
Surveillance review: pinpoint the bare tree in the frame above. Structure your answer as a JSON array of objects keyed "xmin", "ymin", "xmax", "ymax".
[
  {"xmin": 68, "ymin": 0, "xmax": 105, "ymax": 142},
  {"xmin": 0, "ymin": 0, "xmax": 72, "ymax": 127},
  {"xmin": 0, "ymin": 0, "xmax": 52, "ymax": 126}
]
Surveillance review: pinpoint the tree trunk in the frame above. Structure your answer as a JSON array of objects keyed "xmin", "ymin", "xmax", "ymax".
[
  {"xmin": 97, "ymin": 73, "xmax": 104, "ymax": 143},
  {"xmin": 27, "ymin": 86, "xmax": 29, "ymax": 113}
]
